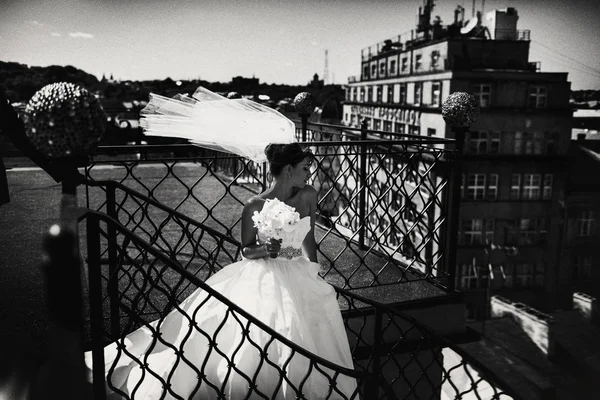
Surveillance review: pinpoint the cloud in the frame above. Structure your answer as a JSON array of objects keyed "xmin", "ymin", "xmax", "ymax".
[
  {"xmin": 311, "ymin": 41, "xmax": 319, "ymax": 46},
  {"xmin": 285, "ymin": 62, "xmax": 293, "ymax": 66},
  {"xmin": 69, "ymin": 32, "xmax": 94, "ymax": 39},
  {"xmin": 51, "ymin": 32, "xmax": 61, "ymax": 37},
  {"xmin": 28, "ymin": 20, "xmax": 44, "ymax": 27}
]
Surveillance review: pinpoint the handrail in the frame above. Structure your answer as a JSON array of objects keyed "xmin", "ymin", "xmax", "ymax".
[
  {"xmin": 85, "ymin": 178, "xmax": 241, "ymax": 248},
  {"xmin": 80, "ymin": 210, "xmax": 392, "ymax": 391}
]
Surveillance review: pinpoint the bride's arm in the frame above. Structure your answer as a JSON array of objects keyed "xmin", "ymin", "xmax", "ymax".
[
  {"xmin": 240, "ymin": 198, "xmax": 270, "ymax": 259},
  {"xmin": 302, "ymin": 187, "xmax": 318, "ymax": 263}
]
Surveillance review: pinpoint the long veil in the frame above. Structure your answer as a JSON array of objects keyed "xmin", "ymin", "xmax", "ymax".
[{"xmin": 139, "ymin": 87, "xmax": 296, "ymax": 163}]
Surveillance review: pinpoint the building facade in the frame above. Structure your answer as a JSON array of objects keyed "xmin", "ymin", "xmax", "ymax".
[{"xmin": 342, "ymin": 5, "xmax": 573, "ymax": 317}]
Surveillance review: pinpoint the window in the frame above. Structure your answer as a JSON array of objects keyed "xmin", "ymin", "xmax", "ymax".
[
  {"xmin": 518, "ymin": 219, "xmax": 537, "ymax": 245},
  {"xmin": 431, "ymin": 81, "xmax": 442, "ymax": 106},
  {"xmin": 352, "ymin": 88, "xmax": 358, "ymax": 101},
  {"xmin": 466, "ymin": 174, "xmax": 486, "ymax": 200},
  {"xmin": 394, "ymin": 122, "xmax": 405, "ymax": 134},
  {"xmin": 514, "ymin": 131, "xmax": 523, "ymax": 154},
  {"xmin": 410, "ymin": 125, "xmax": 420, "ymax": 135},
  {"xmin": 460, "ymin": 264, "xmax": 479, "ymax": 290},
  {"xmin": 401, "ymin": 57, "xmax": 408, "ymax": 72},
  {"xmin": 414, "ymin": 82, "xmax": 423, "ymax": 105},
  {"xmin": 374, "ymin": 119, "xmax": 382, "ymax": 131},
  {"xmin": 542, "ymin": 175, "xmax": 553, "ymax": 200},
  {"xmin": 510, "ymin": 174, "xmax": 521, "ymax": 199},
  {"xmin": 350, "ymin": 115, "xmax": 357, "ymax": 127},
  {"xmin": 390, "ymin": 189, "xmax": 404, "ymax": 212},
  {"xmin": 515, "ymin": 263, "xmax": 533, "ymax": 287},
  {"xmin": 487, "ymin": 174, "xmax": 498, "ymax": 200},
  {"xmin": 379, "ymin": 62, "xmax": 386, "ymax": 76},
  {"xmin": 376, "ymin": 86, "xmax": 383, "ymax": 102},
  {"xmin": 573, "ymin": 256, "xmax": 592, "ymax": 281},
  {"xmin": 534, "ymin": 262, "xmax": 545, "ymax": 287},
  {"xmin": 529, "ymin": 86, "xmax": 547, "ymax": 108},
  {"xmin": 415, "ymin": 54, "xmax": 422, "ymax": 71},
  {"xmin": 463, "ymin": 219, "xmax": 484, "ymax": 245},
  {"xmin": 360, "ymin": 87, "xmax": 365, "ymax": 102},
  {"xmin": 485, "ymin": 219, "xmax": 495, "ymax": 244},
  {"xmin": 468, "ymin": 131, "xmax": 488, "ymax": 154},
  {"xmin": 383, "ymin": 121, "xmax": 392, "ymax": 132},
  {"xmin": 363, "ymin": 65, "xmax": 369, "ymax": 79},
  {"xmin": 523, "ymin": 133, "xmax": 534, "ymax": 155},
  {"xmin": 367, "ymin": 86, "xmax": 373, "ymax": 102},
  {"xmin": 431, "ymin": 50, "xmax": 441, "ymax": 69},
  {"xmin": 390, "ymin": 60, "xmax": 397, "ymax": 75},
  {"xmin": 387, "ymin": 85, "xmax": 394, "ymax": 103},
  {"xmin": 533, "ymin": 132, "xmax": 543, "ymax": 155},
  {"xmin": 546, "ymin": 132, "xmax": 557, "ymax": 154},
  {"xmin": 399, "ymin": 84, "xmax": 407, "ymax": 104},
  {"xmin": 538, "ymin": 218, "xmax": 548, "ymax": 244},
  {"xmin": 371, "ymin": 64, "xmax": 377, "ymax": 78},
  {"xmin": 490, "ymin": 132, "xmax": 501, "ymax": 154},
  {"xmin": 522, "ymin": 174, "xmax": 541, "ymax": 200},
  {"xmin": 474, "ymin": 84, "xmax": 492, "ymax": 107},
  {"xmin": 577, "ymin": 211, "xmax": 596, "ymax": 236},
  {"xmin": 427, "ymin": 128, "xmax": 436, "ymax": 137}
]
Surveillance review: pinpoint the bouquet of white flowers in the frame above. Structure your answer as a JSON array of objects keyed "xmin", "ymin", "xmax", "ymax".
[{"xmin": 252, "ymin": 198, "xmax": 301, "ymax": 258}]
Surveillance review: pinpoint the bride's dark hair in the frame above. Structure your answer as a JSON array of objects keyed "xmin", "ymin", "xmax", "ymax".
[{"xmin": 265, "ymin": 143, "xmax": 313, "ymax": 176}]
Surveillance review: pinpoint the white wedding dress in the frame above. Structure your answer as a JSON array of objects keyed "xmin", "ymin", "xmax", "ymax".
[{"xmin": 85, "ymin": 215, "xmax": 357, "ymax": 399}]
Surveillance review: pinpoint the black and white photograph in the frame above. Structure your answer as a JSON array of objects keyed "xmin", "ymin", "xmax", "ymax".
[{"xmin": 1, "ymin": 0, "xmax": 599, "ymax": 399}]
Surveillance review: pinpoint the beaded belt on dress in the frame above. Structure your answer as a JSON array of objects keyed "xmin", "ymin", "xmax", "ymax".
[{"xmin": 277, "ymin": 247, "xmax": 304, "ymax": 260}]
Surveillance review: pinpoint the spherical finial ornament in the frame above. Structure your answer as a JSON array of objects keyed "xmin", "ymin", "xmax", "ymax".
[
  {"xmin": 24, "ymin": 82, "xmax": 106, "ymax": 158},
  {"xmin": 226, "ymin": 91, "xmax": 241, "ymax": 99},
  {"xmin": 442, "ymin": 92, "xmax": 480, "ymax": 128},
  {"xmin": 293, "ymin": 92, "xmax": 316, "ymax": 115}
]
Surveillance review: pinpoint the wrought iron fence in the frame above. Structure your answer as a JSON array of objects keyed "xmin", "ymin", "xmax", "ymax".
[
  {"xmin": 79, "ymin": 208, "xmax": 520, "ymax": 400},
  {"xmin": 84, "ymin": 121, "xmax": 458, "ymax": 291}
]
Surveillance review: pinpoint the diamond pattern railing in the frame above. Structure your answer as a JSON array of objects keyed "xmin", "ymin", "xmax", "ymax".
[
  {"xmin": 79, "ymin": 208, "xmax": 521, "ymax": 399},
  {"xmin": 84, "ymin": 121, "xmax": 458, "ymax": 291}
]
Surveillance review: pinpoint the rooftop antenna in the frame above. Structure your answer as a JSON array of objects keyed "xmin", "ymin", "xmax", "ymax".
[{"xmin": 324, "ymin": 49, "xmax": 329, "ymax": 86}]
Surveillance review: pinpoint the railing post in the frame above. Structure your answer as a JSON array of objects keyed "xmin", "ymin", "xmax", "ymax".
[
  {"xmin": 445, "ymin": 127, "xmax": 466, "ymax": 291},
  {"xmin": 87, "ymin": 216, "xmax": 107, "ymax": 399},
  {"xmin": 106, "ymin": 183, "xmax": 121, "ymax": 339},
  {"xmin": 358, "ymin": 119, "xmax": 368, "ymax": 250},
  {"xmin": 32, "ymin": 159, "xmax": 90, "ymax": 400},
  {"xmin": 366, "ymin": 307, "xmax": 383, "ymax": 398},
  {"xmin": 301, "ymin": 114, "xmax": 308, "ymax": 141}
]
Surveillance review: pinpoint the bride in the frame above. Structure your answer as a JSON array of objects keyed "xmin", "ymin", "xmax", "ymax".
[{"xmin": 85, "ymin": 90, "xmax": 358, "ymax": 399}]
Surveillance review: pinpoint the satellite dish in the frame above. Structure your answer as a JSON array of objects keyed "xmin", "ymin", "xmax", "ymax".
[{"xmin": 460, "ymin": 17, "xmax": 478, "ymax": 34}]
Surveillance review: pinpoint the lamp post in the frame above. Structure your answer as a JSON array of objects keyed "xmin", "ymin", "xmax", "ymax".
[
  {"xmin": 293, "ymin": 92, "xmax": 316, "ymax": 141},
  {"xmin": 441, "ymin": 92, "xmax": 480, "ymax": 291},
  {"xmin": 23, "ymin": 82, "xmax": 106, "ymax": 399}
]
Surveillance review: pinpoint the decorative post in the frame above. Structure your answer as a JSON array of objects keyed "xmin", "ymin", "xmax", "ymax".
[
  {"xmin": 358, "ymin": 119, "xmax": 368, "ymax": 250},
  {"xmin": 441, "ymin": 92, "xmax": 480, "ymax": 291},
  {"xmin": 23, "ymin": 82, "xmax": 106, "ymax": 399},
  {"xmin": 293, "ymin": 92, "xmax": 316, "ymax": 142}
]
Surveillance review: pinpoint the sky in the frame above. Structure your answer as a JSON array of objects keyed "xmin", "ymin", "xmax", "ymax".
[{"xmin": 1, "ymin": 0, "xmax": 599, "ymax": 90}]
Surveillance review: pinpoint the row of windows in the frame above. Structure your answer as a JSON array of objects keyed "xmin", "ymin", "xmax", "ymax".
[
  {"xmin": 473, "ymin": 83, "xmax": 548, "ymax": 108},
  {"xmin": 462, "ymin": 173, "xmax": 553, "ymax": 201},
  {"xmin": 346, "ymin": 81, "xmax": 442, "ymax": 107},
  {"xmin": 466, "ymin": 131, "xmax": 558, "ymax": 155},
  {"xmin": 460, "ymin": 218, "xmax": 548, "ymax": 246},
  {"xmin": 362, "ymin": 50, "xmax": 444, "ymax": 80},
  {"xmin": 459, "ymin": 262, "xmax": 545, "ymax": 290},
  {"xmin": 347, "ymin": 82, "xmax": 549, "ymax": 109}
]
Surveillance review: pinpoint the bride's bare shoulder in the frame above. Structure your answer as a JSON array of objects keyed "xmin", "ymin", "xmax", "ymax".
[
  {"xmin": 243, "ymin": 196, "xmax": 265, "ymax": 215},
  {"xmin": 298, "ymin": 185, "xmax": 317, "ymax": 201}
]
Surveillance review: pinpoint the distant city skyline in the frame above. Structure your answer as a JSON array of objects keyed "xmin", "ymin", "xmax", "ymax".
[{"xmin": 1, "ymin": 0, "xmax": 599, "ymax": 90}]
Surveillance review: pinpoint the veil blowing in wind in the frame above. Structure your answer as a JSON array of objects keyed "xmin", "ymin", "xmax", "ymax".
[{"xmin": 139, "ymin": 87, "xmax": 296, "ymax": 163}]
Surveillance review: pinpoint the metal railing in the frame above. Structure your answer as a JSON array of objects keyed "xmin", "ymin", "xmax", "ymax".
[
  {"xmin": 77, "ymin": 189, "xmax": 521, "ymax": 400},
  {"xmin": 84, "ymin": 122, "xmax": 459, "ymax": 291}
]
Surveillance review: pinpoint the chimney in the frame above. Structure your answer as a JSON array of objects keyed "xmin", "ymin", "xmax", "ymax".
[
  {"xmin": 491, "ymin": 296, "xmax": 555, "ymax": 358},
  {"xmin": 573, "ymin": 292, "xmax": 599, "ymax": 325}
]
